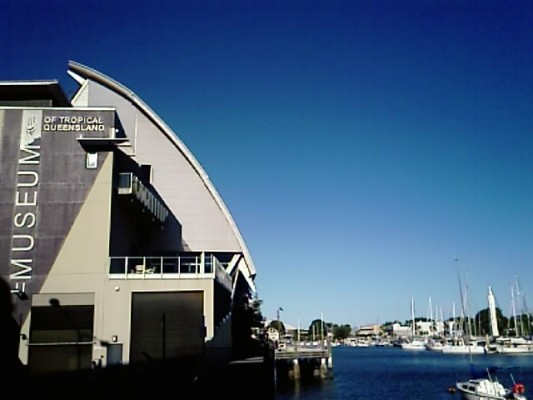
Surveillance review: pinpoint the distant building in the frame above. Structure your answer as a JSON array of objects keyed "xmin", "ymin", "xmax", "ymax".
[
  {"xmin": 354, "ymin": 324, "xmax": 381, "ymax": 337},
  {"xmin": 434, "ymin": 320, "xmax": 445, "ymax": 335},
  {"xmin": 384, "ymin": 320, "xmax": 444, "ymax": 338},
  {"xmin": 388, "ymin": 323, "xmax": 412, "ymax": 338},
  {"xmin": 416, "ymin": 321, "xmax": 433, "ymax": 336}
]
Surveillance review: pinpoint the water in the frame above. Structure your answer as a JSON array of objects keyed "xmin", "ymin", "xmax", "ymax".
[{"xmin": 276, "ymin": 346, "xmax": 533, "ymax": 399}]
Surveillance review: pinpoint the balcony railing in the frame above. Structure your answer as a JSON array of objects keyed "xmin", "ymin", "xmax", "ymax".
[
  {"xmin": 108, "ymin": 254, "xmax": 232, "ymax": 288},
  {"xmin": 117, "ymin": 172, "xmax": 169, "ymax": 224}
]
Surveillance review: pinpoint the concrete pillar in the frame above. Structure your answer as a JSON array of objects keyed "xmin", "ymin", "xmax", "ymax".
[
  {"xmin": 263, "ymin": 342, "xmax": 276, "ymax": 397},
  {"xmin": 287, "ymin": 359, "xmax": 294, "ymax": 381},
  {"xmin": 293, "ymin": 359, "xmax": 300, "ymax": 380},
  {"xmin": 313, "ymin": 362, "xmax": 320, "ymax": 377},
  {"xmin": 320, "ymin": 358, "xmax": 328, "ymax": 379}
]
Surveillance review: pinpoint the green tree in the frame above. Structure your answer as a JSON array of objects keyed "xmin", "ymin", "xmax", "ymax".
[
  {"xmin": 382, "ymin": 320, "xmax": 401, "ymax": 327},
  {"xmin": 332, "ymin": 324, "xmax": 352, "ymax": 340},
  {"xmin": 268, "ymin": 319, "xmax": 285, "ymax": 334},
  {"xmin": 308, "ymin": 319, "xmax": 330, "ymax": 339},
  {"xmin": 232, "ymin": 293, "xmax": 265, "ymax": 358},
  {"xmin": 474, "ymin": 307, "xmax": 508, "ymax": 336},
  {"xmin": 518, "ymin": 313, "xmax": 533, "ymax": 336}
]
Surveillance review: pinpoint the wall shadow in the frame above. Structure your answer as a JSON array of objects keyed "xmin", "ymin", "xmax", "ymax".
[{"xmin": 0, "ymin": 276, "xmax": 26, "ymax": 385}]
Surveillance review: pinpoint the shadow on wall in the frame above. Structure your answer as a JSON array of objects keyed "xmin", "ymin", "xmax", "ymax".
[
  {"xmin": 0, "ymin": 276, "xmax": 274, "ymax": 399},
  {"xmin": 0, "ymin": 276, "xmax": 26, "ymax": 383}
]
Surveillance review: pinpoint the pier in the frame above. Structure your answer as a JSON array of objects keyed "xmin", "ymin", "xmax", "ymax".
[{"xmin": 274, "ymin": 341, "xmax": 334, "ymax": 383}]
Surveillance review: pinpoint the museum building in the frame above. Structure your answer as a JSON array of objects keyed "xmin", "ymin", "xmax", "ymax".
[{"xmin": 0, "ymin": 61, "xmax": 257, "ymax": 373}]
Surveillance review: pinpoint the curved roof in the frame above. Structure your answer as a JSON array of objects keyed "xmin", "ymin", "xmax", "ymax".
[{"xmin": 67, "ymin": 61, "xmax": 256, "ymax": 286}]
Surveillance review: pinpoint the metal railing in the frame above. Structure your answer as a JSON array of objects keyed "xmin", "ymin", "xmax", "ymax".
[{"xmin": 108, "ymin": 254, "xmax": 229, "ymax": 285}]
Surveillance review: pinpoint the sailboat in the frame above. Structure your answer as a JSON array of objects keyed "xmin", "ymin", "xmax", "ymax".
[
  {"xmin": 442, "ymin": 283, "xmax": 487, "ymax": 354},
  {"xmin": 490, "ymin": 282, "xmax": 533, "ymax": 354},
  {"xmin": 400, "ymin": 297, "xmax": 427, "ymax": 351},
  {"xmin": 440, "ymin": 336, "xmax": 486, "ymax": 355},
  {"xmin": 455, "ymin": 277, "xmax": 527, "ymax": 400}
]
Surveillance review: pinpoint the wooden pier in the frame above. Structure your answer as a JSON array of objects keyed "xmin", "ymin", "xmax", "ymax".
[{"xmin": 274, "ymin": 343, "xmax": 333, "ymax": 383}]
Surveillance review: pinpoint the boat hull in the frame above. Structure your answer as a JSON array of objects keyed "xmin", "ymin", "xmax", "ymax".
[
  {"xmin": 457, "ymin": 390, "xmax": 505, "ymax": 400},
  {"xmin": 456, "ymin": 379, "xmax": 527, "ymax": 400},
  {"xmin": 442, "ymin": 345, "xmax": 486, "ymax": 355}
]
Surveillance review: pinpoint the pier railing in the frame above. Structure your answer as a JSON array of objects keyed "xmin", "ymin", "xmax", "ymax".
[{"xmin": 274, "ymin": 339, "xmax": 333, "ymax": 382}]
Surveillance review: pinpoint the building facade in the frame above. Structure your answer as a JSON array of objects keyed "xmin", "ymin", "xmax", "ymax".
[{"xmin": 0, "ymin": 61, "xmax": 257, "ymax": 374}]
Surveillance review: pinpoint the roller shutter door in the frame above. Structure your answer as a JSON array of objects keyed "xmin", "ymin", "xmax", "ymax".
[{"xmin": 129, "ymin": 291, "xmax": 204, "ymax": 362}]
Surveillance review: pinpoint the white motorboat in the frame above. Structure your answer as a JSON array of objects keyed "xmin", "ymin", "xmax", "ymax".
[
  {"xmin": 425, "ymin": 338, "xmax": 445, "ymax": 352},
  {"xmin": 453, "ymin": 280, "xmax": 527, "ymax": 399},
  {"xmin": 493, "ymin": 337, "xmax": 533, "ymax": 354},
  {"xmin": 455, "ymin": 367, "xmax": 527, "ymax": 400},
  {"xmin": 441, "ymin": 340, "xmax": 487, "ymax": 355},
  {"xmin": 400, "ymin": 338, "xmax": 427, "ymax": 351}
]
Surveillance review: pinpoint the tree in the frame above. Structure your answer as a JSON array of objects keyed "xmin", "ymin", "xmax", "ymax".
[
  {"xmin": 474, "ymin": 307, "xmax": 508, "ymax": 336},
  {"xmin": 232, "ymin": 293, "xmax": 265, "ymax": 358},
  {"xmin": 268, "ymin": 319, "xmax": 285, "ymax": 334},
  {"xmin": 308, "ymin": 319, "xmax": 331, "ymax": 339},
  {"xmin": 518, "ymin": 313, "xmax": 533, "ymax": 336},
  {"xmin": 332, "ymin": 324, "xmax": 352, "ymax": 340}
]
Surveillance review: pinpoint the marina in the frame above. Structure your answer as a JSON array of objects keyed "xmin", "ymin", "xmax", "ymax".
[{"xmin": 276, "ymin": 345, "xmax": 533, "ymax": 400}]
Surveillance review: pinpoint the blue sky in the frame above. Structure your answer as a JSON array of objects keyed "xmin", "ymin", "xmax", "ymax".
[{"xmin": 3, "ymin": 0, "xmax": 532, "ymax": 329}]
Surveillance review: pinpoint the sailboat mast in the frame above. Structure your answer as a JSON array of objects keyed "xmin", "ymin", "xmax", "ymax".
[
  {"xmin": 511, "ymin": 285, "xmax": 520, "ymax": 337},
  {"xmin": 457, "ymin": 273, "xmax": 469, "ymax": 337},
  {"xmin": 411, "ymin": 297, "xmax": 416, "ymax": 337},
  {"xmin": 515, "ymin": 276, "xmax": 529, "ymax": 336},
  {"xmin": 452, "ymin": 302, "xmax": 456, "ymax": 334},
  {"xmin": 456, "ymin": 268, "xmax": 474, "ymax": 363},
  {"xmin": 464, "ymin": 283, "xmax": 475, "ymax": 336},
  {"xmin": 428, "ymin": 297, "xmax": 433, "ymax": 335}
]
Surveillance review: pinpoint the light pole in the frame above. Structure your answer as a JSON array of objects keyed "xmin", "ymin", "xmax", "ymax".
[{"xmin": 275, "ymin": 307, "xmax": 284, "ymax": 349}]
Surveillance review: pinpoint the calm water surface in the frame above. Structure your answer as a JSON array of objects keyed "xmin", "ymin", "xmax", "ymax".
[{"xmin": 276, "ymin": 346, "xmax": 533, "ymax": 399}]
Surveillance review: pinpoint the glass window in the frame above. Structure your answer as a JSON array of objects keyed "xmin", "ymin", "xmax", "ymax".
[{"xmin": 86, "ymin": 152, "xmax": 98, "ymax": 169}]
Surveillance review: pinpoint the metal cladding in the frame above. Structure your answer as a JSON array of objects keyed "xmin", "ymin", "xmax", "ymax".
[{"xmin": 1, "ymin": 107, "xmax": 115, "ymax": 315}]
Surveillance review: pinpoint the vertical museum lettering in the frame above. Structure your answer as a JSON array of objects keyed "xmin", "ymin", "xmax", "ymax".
[{"xmin": 11, "ymin": 143, "xmax": 40, "ymax": 280}]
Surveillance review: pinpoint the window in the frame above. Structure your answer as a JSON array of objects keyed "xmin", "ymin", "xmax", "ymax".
[{"xmin": 86, "ymin": 152, "xmax": 98, "ymax": 169}]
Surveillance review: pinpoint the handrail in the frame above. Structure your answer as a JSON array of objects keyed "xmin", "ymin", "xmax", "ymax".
[
  {"xmin": 108, "ymin": 254, "xmax": 231, "ymax": 289},
  {"xmin": 109, "ymin": 255, "xmax": 205, "ymax": 275}
]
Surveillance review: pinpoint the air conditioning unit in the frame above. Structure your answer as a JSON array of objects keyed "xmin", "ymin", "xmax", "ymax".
[{"xmin": 117, "ymin": 172, "xmax": 133, "ymax": 194}]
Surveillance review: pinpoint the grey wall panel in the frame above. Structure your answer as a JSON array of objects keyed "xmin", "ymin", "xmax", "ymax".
[
  {"xmin": 84, "ymin": 81, "xmax": 243, "ymax": 252},
  {"xmin": 134, "ymin": 107, "xmax": 242, "ymax": 251},
  {"xmin": 82, "ymin": 81, "xmax": 138, "ymax": 145},
  {"xmin": 68, "ymin": 63, "xmax": 256, "ymax": 278},
  {"xmin": 0, "ymin": 107, "xmax": 115, "ymax": 320},
  {"xmin": 0, "ymin": 110, "xmax": 20, "ymax": 277},
  {"xmin": 33, "ymin": 110, "xmax": 112, "ymax": 285}
]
